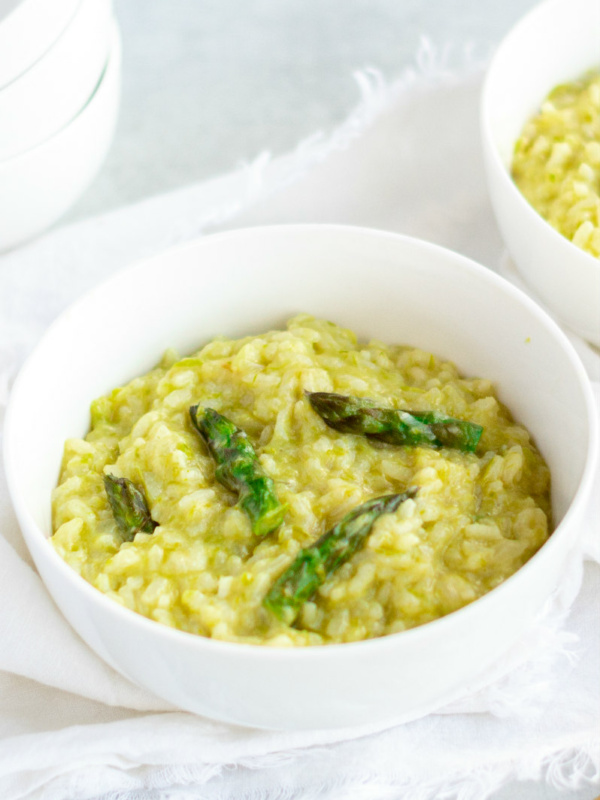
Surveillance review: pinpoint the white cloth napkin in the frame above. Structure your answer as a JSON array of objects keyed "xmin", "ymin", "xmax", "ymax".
[{"xmin": 0, "ymin": 49, "xmax": 599, "ymax": 799}]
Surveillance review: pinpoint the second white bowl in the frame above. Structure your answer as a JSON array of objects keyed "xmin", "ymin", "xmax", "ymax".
[{"xmin": 481, "ymin": 0, "xmax": 600, "ymax": 346}]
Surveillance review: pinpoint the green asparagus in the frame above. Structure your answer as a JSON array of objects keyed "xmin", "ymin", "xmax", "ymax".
[
  {"xmin": 189, "ymin": 405, "xmax": 286, "ymax": 537},
  {"xmin": 263, "ymin": 489, "xmax": 417, "ymax": 624},
  {"xmin": 104, "ymin": 474, "xmax": 157, "ymax": 542},
  {"xmin": 307, "ymin": 392, "xmax": 482, "ymax": 452}
]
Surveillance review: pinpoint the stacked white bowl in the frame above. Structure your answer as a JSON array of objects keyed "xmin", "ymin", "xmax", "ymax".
[{"xmin": 0, "ymin": 0, "xmax": 121, "ymax": 251}]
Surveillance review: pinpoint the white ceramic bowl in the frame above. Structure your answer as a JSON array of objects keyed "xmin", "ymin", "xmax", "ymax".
[
  {"xmin": 4, "ymin": 226, "xmax": 597, "ymax": 730},
  {"xmin": 0, "ymin": 0, "xmax": 80, "ymax": 88},
  {"xmin": 0, "ymin": 23, "xmax": 121, "ymax": 252},
  {"xmin": 0, "ymin": 0, "xmax": 113, "ymax": 161},
  {"xmin": 481, "ymin": 0, "xmax": 600, "ymax": 347}
]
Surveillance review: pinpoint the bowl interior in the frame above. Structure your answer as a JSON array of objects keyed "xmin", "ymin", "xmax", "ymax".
[
  {"xmin": 483, "ymin": 0, "xmax": 600, "ymax": 167},
  {"xmin": 6, "ymin": 226, "xmax": 593, "ymax": 548}
]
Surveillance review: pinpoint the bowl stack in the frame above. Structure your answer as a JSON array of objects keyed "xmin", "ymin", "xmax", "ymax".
[{"xmin": 0, "ymin": 0, "xmax": 121, "ymax": 251}]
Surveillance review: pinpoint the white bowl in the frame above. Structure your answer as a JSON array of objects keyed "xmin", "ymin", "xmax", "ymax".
[
  {"xmin": 481, "ymin": 0, "xmax": 600, "ymax": 347},
  {"xmin": 0, "ymin": 0, "xmax": 80, "ymax": 88},
  {"xmin": 0, "ymin": 23, "xmax": 121, "ymax": 252},
  {"xmin": 4, "ymin": 226, "xmax": 597, "ymax": 730},
  {"xmin": 0, "ymin": 0, "xmax": 113, "ymax": 161}
]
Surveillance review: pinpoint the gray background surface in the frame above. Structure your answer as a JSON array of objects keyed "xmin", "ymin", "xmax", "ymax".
[
  {"xmin": 70, "ymin": 0, "xmax": 548, "ymax": 222},
  {"xmin": 73, "ymin": 2, "xmax": 597, "ymax": 798}
]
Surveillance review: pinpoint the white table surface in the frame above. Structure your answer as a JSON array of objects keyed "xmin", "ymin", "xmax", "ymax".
[{"xmin": 57, "ymin": 2, "xmax": 597, "ymax": 798}]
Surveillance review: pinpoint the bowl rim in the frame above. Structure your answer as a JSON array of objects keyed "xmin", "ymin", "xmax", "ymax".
[
  {"xmin": 480, "ymin": 0, "xmax": 600, "ymax": 272},
  {"xmin": 5, "ymin": 224, "xmax": 598, "ymax": 662},
  {"xmin": 0, "ymin": 0, "xmax": 113, "ymax": 162},
  {"xmin": 0, "ymin": 0, "xmax": 81, "ymax": 89},
  {"xmin": 0, "ymin": 19, "xmax": 119, "ymax": 168}
]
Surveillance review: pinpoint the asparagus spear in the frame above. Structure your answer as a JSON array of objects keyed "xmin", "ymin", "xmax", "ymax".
[
  {"xmin": 408, "ymin": 410, "xmax": 483, "ymax": 453},
  {"xmin": 264, "ymin": 489, "xmax": 417, "ymax": 624},
  {"xmin": 104, "ymin": 474, "xmax": 157, "ymax": 542},
  {"xmin": 307, "ymin": 392, "xmax": 482, "ymax": 452},
  {"xmin": 189, "ymin": 406, "xmax": 286, "ymax": 537}
]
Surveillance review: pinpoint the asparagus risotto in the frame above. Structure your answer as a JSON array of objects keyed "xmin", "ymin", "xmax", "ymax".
[
  {"xmin": 52, "ymin": 316, "xmax": 551, "ymax": 645},
  {"xmin": 512, "ymin": 69, "xmax": 600, "ymax": 257}
]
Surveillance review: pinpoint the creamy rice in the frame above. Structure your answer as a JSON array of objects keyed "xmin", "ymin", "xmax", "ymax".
[
  {"xmin": 52, "ymin": 316, "xmax": 551, "ymax": 646},
  {"xmin": 512, "ymin": 69, "xmax": 600, "ymax": 258}
]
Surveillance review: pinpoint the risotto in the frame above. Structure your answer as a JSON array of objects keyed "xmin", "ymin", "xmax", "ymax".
[
  {"xmin": 52, "ymin": 316, "xmax": 551, "ymax": 646},
  {"xmin": 512, "ymin": 69, "xmax": 600, "ymax": 258}
]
